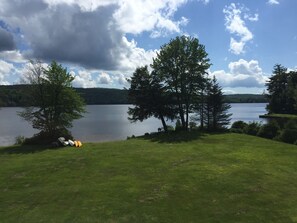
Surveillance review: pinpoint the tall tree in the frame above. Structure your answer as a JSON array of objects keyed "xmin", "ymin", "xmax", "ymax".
[
  {"xmin": 266, "ymin": 64, "xmax": 297, "ymax": 114},
  {"xmin": 19, "ymin": 60, "xmax": 85, "ymax": 143},
  {"xmin": 151, "ymin": 36, "xmax": 210, "ymax": 130},
  {"xmin": 127, "ymin": 66, "xmax": 175, "ymax": 131},
  {"xmin": 203, "ymin": 77, "xmax": 232, "ymax": 130}
]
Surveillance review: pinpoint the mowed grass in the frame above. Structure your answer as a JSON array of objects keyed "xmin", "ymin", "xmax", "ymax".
[{"xmin": 1, "ymin": 133, "xmax": 297, "ymax": 223}]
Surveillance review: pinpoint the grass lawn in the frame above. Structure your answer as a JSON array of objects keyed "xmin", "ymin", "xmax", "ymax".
[
  {"xmin": 259, "ymin": 113, "xmax": 297, "ymax": 120},
  {"xmin": 1, "ymin": 132, "xmax": 297, "ymax": 223}
]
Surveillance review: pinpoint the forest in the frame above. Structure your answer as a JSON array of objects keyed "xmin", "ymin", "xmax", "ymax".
[{"xmin": 0, "ymin": 84, "xmax": 266, "ymax": 107}]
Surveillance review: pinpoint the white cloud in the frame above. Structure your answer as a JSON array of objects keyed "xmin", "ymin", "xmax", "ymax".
[
  {"xmin": 116, "ymin": 73, "xmax": 128, "ymax": 86},
  {"xmin": 0, "ymin": 50, "xmax": 27, "ymax": 63},
  {"xmin": 223, "ymin": 3, "xmax": 257, "ymax": 55},
  {"xmin": 267, "ymin": 0, "xmax": 280, "ymax": 5},
  {"xmin": 98, "ymin": 72, "xmax": 112, "ymax": 85},
  {"xmin": 210, "ymin": 59, "xmax": 268, "ymax": 88},
  {"xmin": 0, "ymin": 60, "xmax": 14, "ymax": 85},
  {"xmin": 72, "ymin": 70, "xmax": 97, "ymax": 88},
  {"xmin": 119, "ymin": 36, "xmax": 158, "ymax": 72},
  {"xmin": 113, "ymin": 0, "xmax": 188, "ymax": 37},
  {"xmin": 198, "ymin": 0, "xmax": 210, "ymax": 5}
]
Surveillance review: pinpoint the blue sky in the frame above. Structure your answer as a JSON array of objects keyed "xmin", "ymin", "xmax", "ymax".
[{"xmin": 0, "ymin": 0, "xmax": 296, "ymax": 93}]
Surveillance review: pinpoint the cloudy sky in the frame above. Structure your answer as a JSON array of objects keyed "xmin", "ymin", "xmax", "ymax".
[{"xmin": 0, "ymin": 0, "xmax": 296, "ymax": 93}]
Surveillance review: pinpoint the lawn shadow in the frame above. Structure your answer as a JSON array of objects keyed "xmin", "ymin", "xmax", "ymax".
[
  {"xmin": 139, "ymin": 130, "xmax": 206, "ymax": 143},
  {"xmin": 0, "ymin": 144, "xmax": 64, "ymax": 155}
]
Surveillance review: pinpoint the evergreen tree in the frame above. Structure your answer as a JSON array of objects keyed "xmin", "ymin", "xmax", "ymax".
[
  {"xmin": 204, "ymin": 77, "xmax": 232, "ymax": 130},
  {"xmin": 266, "ymin": 64, "xmax": 297, "ymax": 114},
  {"xmin": 127, "ymin": 66, "xmax": 175, "ymax": 131}
]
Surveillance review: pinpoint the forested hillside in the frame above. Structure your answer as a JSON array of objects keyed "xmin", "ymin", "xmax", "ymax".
[{"xmin": 0, "ymin": 85, "xmax": 266, "ymax": 107}]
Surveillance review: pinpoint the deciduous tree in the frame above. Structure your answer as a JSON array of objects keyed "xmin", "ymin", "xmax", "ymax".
[
  {"xmin": 151, "ymin": 36, "xmax": 210, "ymax": 130},
  {"xmin": 19, "ymin": 60, "xmax": 85, "ymax": 143}
]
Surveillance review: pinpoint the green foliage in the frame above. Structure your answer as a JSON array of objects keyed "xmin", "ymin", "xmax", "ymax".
[
  {"xmin": 202, "ymin": 76, "xmax": 232, "ymax": 130},
  {"xmin": 127, "ymin": 66, "xmax": 175, "ymax": 131},
  {"xmin": 14, "ymin": 136, "xmax": 25, "ymax": 145},
  {"xmin": 257, "ymin": 120, "xmax": 280, "ymax": 139},
  {"xmin": 76, "ymin": 87, "xmax": 128, "ymax": 104},
  {"xmin": 230, "ymin": 120, "xmax": 248, "ymax": 133},
  {"xmin": 231, "ymin": 120, "xmax": 248, "ymax": 129},
  {"xmin": 266, "ymin": 64, "xmax": 297, "ymax": 114},
  {"xmin": 244, "ymin": 122, "xmax": 262, "ymax": 136},
  {"xmin": 279, "ymin": 120, "xmax": 297, "ymax": 144},
  {"xmin": 0, "ymin": 85, "xmax": 269, "ymax": 107},
  {"xmin": 175, "ymin": 119, "xmax": 183, "ymax": 131},
  {"xmin": 18, "ymin": 60, "xmax": 85, "ymax": 144},
  {"xmin": 151, "ymin": 35, "xmax": 211, "ymax": 130},
  {"xmin": 224, "ymin": 94, "xmax": 267, "ymax": 103}
]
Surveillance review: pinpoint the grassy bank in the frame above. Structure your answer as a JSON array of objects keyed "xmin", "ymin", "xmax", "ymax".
[
  {"xmin": 259, "ymin": 113, "xmax": 297, "ymax": 120},
  {"xmin": 1, "ymin": 133, "xmax": 297, "ymax": 222}
]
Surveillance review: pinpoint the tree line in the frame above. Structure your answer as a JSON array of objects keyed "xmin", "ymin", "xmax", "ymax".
[
  {"xmin": 127, "ymin": 36, "xmax": 232, "ymax": 131},
  {"xmin": 0, "ymin": 86, "xmax": 267, "ymax": 107}
]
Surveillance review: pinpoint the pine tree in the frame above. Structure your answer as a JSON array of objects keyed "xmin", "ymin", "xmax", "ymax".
[{"xmin": 204, "ymin": 77, "xmax": 232, "ymax": 130}]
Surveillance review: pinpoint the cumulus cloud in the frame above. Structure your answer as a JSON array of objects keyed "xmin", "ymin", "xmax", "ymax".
[
  {"xmin": 98, "ymin": 72, "xmax": 112, "ymax": 85},
  {"xmin": 0, "ymin": 60, "xmax": 14, "ymax": 85},
  {"xmin": 0, "ymin": 27, "xmax": 16, "ymax": 51},
  {"xmin": 210, "ymin": 59, "xmax": 268, "ymax": 88},
  {"xmin": 223, "ymin": 3, "xmax": 257, "ymax": 55},
  {"xmin": 0, "ymin": 50, "xmax": 26, "ymax": 63},
  {"xmin": 113, "ymin": 0, "xmax": 188, "ymax": 37},
  {"xmin": 0, "ymin": 0, "xmax": 191, "ymax": 71},
  {"xmin": 72, "ymin": 70, "xmax": 97, "ymax": 88},
  {"xmin": 116, "ymin": 73, "xmax": 128, "ymax": 86},
  {"xmin": 267, "ymin": 0, "xmax": 280, "ymax": 5}
]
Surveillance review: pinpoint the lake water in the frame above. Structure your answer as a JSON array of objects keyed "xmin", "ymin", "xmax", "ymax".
[{"xmin": 0, "ymin": 103, "xmax": 267, "ymax": 146}]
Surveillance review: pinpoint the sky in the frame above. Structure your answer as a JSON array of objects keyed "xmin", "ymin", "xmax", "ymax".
[{"xmin": 0, "ymin": 0, "xmax": 296, "ymax": 94}]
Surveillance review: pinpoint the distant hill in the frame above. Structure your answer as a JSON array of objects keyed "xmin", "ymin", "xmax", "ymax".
[
  {"xmin": 0, "ymin": 85, "xmax": 267, "ymax": 107},
  {"xmin": 224, "ymin": 94, "xmax": 267, "ymax": 103}
]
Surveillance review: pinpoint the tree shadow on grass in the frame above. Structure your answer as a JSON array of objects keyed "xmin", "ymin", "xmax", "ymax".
[
  {"xmin": 0, "ymin": 144, "xmax": 63, "ymax": 155},
  {"xmin": 138, "ymin": 130, "xmax": 206, "ymax": 143}
]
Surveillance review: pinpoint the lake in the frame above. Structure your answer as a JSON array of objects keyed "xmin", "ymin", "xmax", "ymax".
[{"xmin": 0, "ymin": 103, "xmax": 267, "ymax": 146}]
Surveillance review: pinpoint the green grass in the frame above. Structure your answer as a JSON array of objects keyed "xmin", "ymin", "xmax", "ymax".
[
  {"xmin": 260, "ymin": 113, "xmax": 297, "ymax": 119},
  {"xmin": 1, "ymin": 132, "xmax": 297, "ymax": 223}
]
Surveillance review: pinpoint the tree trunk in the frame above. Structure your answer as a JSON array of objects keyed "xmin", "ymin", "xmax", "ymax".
[{"xmin": 160, "ymin": 115, "xmax": 168, "ymax": 132}]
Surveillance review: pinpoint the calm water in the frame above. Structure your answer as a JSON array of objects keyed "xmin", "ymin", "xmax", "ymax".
[{"xmin": 0, "ymin": 103, "xmax": 267, "ymax": 146}]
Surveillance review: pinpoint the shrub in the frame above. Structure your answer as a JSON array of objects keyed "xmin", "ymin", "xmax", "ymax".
[
  {"xmin": 14, "ymin": 135, "xmax": 26, "ymax": 145},
  {"xmin": 230, "ymin": 128, "xmax": 244, "ymax": 134},
  {"xmin": 257, "ymin": 120, "xmax": 280, "ymax": 139},
  {"xmin": 175, "ymin": 120, "xmax": 183, "ymax": 131},
  {"xmin": 244, "ymin": 122, "xmax": 262, "ymax": 136},
  {"xmin": 231, "ymin": 120, "xmax": 248, "ymax": 130},
  {"xmin": 279, "ymin": 129, "xmax": 297, "ymax": 144},
  {"xmin": 279, "ymin": 120, "xmax": 297, "ymax": 144},
  {"xmin": 24, "ymin": 128, "xmax": 73, "ymax": 145},
  {"xmin": 189, "ymin": 121, "xmax": 197, "ymax": 130}
]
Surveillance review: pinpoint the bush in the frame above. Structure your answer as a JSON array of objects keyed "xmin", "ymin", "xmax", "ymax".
[
  {"xmin": 244, "ymin": 122, "xmax": 262, "ymax": 136},
  {"xmin": 175, "ymin": 120, "xmax": 183, "ymax": 131},
  {"xmin": 189, "ymin": 121, "xmax": 197, "ymax": 130},
  {"xmin": 279, "ymin": 120, "xmax": 297, "ymax": 144},
  {"xmin": 14, "ymin": 135, "xmax": 26, "ymax": 145},
  {"xmin": 167, "ymin": 125, "xmax": 175, "ymax": 132},
  {"xmin": 24, "ymin": 128, "xmax": 73, "ymax": 145},
  {"xmin": 279, "ymin": 129, "xmax": 297, "ymax": 144},
  {"xmin": 257, "ymin": 120, "xmax": 280, "ymax": 139},
  {"xmin": 230, "ymin": 128, "xmax": 244, "ymax": 134},
  {"xmin": 231, "ymin": 120, "xmax": 247, "ymax": 130}
]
